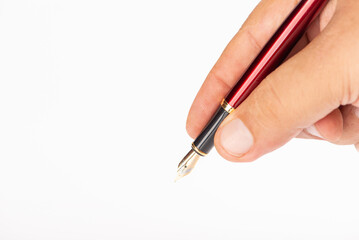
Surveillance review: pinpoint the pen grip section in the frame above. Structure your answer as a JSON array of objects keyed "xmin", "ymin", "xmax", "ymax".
[{"xmin": 193, "ymin": 107, "xmax": 229, "ymax": 155}]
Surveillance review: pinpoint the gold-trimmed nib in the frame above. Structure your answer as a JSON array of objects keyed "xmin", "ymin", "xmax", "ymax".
[{"xmin": 175, "ymin": 149, "xmax": 201, "ymax": 182}]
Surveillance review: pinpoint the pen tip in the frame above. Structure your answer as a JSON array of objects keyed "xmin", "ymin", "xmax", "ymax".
[
  {"xmin": 174, "ymin": 174, "xmax": 183, "ymax": 183},
  {"xmin": 175, "ymin": 148, "xmax": 201, "ymax": 182}
]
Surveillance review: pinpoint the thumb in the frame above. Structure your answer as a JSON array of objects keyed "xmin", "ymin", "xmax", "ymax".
[{"xmin": 214, "ymin": 20, "xmax": 351, "ymax": 162}]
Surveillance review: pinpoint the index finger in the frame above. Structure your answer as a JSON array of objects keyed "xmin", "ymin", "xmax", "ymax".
[{"xmin": 186, "ymin": 0, "xmax": 302, "ymax": 138}]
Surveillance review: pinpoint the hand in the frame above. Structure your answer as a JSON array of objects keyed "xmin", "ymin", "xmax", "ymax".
[{"xmin": 186, "ymin": 0, "xmax": 359, "ymax": 162}]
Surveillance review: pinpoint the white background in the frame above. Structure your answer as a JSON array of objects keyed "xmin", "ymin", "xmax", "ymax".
[{"xmin": 0, "ymin": 0, "xmax": 358, "ymax": 239}]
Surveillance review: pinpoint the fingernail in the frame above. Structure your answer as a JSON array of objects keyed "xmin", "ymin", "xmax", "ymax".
[
  {"xmin": 306, "ymin": 125, "xmax": 323, "ymax": 139},
  {"xmin": 219, "ymin": 119, "xmax": 254, "ymax": 157}
]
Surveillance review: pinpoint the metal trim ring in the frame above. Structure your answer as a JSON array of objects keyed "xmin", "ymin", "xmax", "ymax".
[{"xmin": 221, "ymin": 99, "xmax": 235, "ymax": 114}]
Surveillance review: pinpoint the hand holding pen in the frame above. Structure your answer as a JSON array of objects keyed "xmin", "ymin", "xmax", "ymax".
[{"xmin": 177, "ymin": 0, "xmax": 359, "ymax": 180}]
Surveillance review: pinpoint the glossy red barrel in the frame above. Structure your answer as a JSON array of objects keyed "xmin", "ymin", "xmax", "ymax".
[{"xmin": 225, "ymin": 0, "xmax": 328, "ymax": 108}]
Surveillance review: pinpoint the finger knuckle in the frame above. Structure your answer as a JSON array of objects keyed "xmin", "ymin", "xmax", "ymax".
[{"xmin": 249, "ymin": 76, "xmax": 288, "ymax": 130}]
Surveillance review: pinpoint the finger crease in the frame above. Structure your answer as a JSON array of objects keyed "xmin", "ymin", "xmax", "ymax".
[
  {"xmin": 210, "ymin": 70, "xmax": 233, "ymax": 92},
  {"xmin": 244, "ymin": 28, "xmax": 263, "ymax": 53}
]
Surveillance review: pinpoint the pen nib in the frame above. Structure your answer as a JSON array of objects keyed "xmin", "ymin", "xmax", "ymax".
[{"xmin": 175, "ymin": 149, "xmax": 201, "ymax": 182}]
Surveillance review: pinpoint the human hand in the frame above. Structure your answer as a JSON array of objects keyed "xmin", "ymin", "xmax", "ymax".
[{"xmin": 186, "ymin": 0, "xmax": 359, "ymax": 162}]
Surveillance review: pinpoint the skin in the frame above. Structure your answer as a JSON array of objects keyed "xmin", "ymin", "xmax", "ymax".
[{"xmin": 186, "ymin": 0, "xmax": 359, "ymax": 162}]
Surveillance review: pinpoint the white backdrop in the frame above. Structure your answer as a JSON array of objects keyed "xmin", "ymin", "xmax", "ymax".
[{"xmin": 0, "ymin": 0, "xmax": 358, "ymax": 239}]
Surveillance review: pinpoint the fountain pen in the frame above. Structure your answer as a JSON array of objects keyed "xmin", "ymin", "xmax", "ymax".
[{"xmin": 176, "ymin": 0, "xmax": 329, "ymax": 181}]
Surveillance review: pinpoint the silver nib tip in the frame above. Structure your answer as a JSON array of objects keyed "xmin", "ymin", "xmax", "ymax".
[{"xmin": 175, "ymin": 149, "xmax": 201, "ymax": 182}]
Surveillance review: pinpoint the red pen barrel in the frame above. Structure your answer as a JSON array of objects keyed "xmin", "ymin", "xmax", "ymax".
[{"xmin": 225, "ymin": 0, "xmax": 328, "ymax": 109}]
